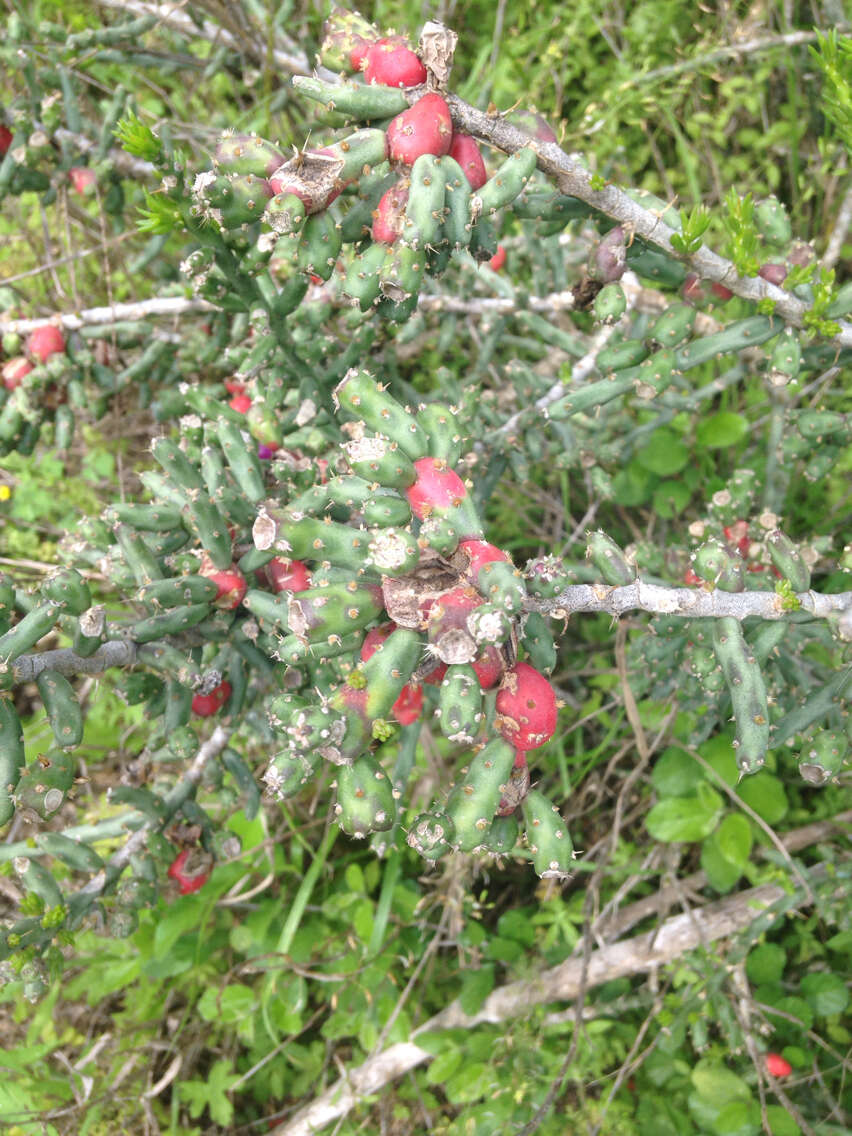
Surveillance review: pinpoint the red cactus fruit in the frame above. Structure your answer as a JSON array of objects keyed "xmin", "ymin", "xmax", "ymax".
[
  {"xmin": 765, "ymin": 1053, "xmax": 792, "ymax": 1078},
  {"xmin": 229, "ymin": 393, "xmax": 252, "ymax": 414},
  {"xmin": 386, "ymin": 93, "xmax": 453, "ymax": 166},
  {"xmin": 758, "ymin": 263, "xmax": 787, "ymax": 285},
  {"xmin": 69, "ymin": 166, "xmax": 97, "ymax": 195},
  {"xmin": 405, "ymin": 456, "xmax": 467, "ymax": 519},
  {"xmin": 495, "ymin": 662, "xmax": 558, "ymax": 751},
  {"xmin": 448, "ymin": 132, "xmax": 487, "ymax": 190},
  {"xmin": 199, "ymin": 556, "xmax": 247, "ymax": 609},
  {"xmin": 710, "ymin": 281, "xmax": 733, "ymax": 301},
  {"xmin": 472, "ymin": 645, "xmax": 504, "ymax": 689},
  {"xmin": 263, "ymin": 557, "xmax": 311, "ymax": 594},
  {"xmin": 421, "ymin": 660, "xmax": 448, "ymax": 686},
  {"xmin": 167, "ymin": 848, "xmax": 211, "ymax": 895},
  {"xmin": 191, "ymin": 680, "xmax": 232, "ymax": 717},
  {"xmin": 27, "ymin": 325, "xmax": 66, "ymax": 363},
  {"xmin": 372, "ymin": 178, "xmax": 410, "ymax": 244},
  {"xmin": 0, "ymin": 124, "xmax": 12, "ymax": 156},
  {"xmin": 349, "ymin": 37, "xmax": 374, "ymax": 71},
  {"xmin": 683, "ymin": 567, "xmax": 704, "ymax": 586},
  {"xmin": 2, "ymin": 356, "xmax": 33, "ymax": 391},
  {"xmin": 363, "ymin": 37, "xmax": 426, "ymax": 88},
  {"xmin": 224, "ymin": 378, "xmax": 246, "ymax": 395},
  {"xmin": 681, "ymin": 273, "xmax": 708, "ymax": 307},
  {"xmin": 723, "ymin": 521, "xmax": 751, "ymax": 559},
  {"xmin": 360, "ymin": 625, "xmax": 424, "ymax": 725},
  {"xmin": 487, "ymin": 245, "xmax": 507, "ymax": 271}
]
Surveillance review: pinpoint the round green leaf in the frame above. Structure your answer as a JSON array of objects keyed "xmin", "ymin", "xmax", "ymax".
[
  {"xmin": 764, "ymin": 1105, "xmax": 801, "ymax": 1136},
  {"xmin": 646, "ymin": 786, "xmax": 723, "ymax": 842},
  {"xmin": 637, "ymin": 429, "xmax": 691, "ymax": 476},
  {"xmin": 696, "ymin": 412, "xmax": 749, "ymax": 449},
  {"xmin": 701, "ymin": 835, "xmax": 743, "ymax": 893},
  {"xmin": 746, "ymin": 943, "xmax": 786, "ymax": 985},
  {"xmin": 652, "ymin": 746, "xmax": 706, "ymax": 797},
  {"xmin": 716, "ymin": 812, "xmax": 753, "ymax": 867},
  {"xmin": 800, "ymin": 972, "xmax": 850, "ymax": 1018},
  {"xmin": 653, "ymin": 478, "xmax": 692, "ymax": 518},
  {"xmin": 712, "ymin": 1099, "xmax": 760, "ymax": 1136},
  {"xmin": 691, "ymin": 1058, "xmax": 751, "ymax": 1103},
  {"xmin": 736, "ymin": 772, "xmax": 788, "ymax": 824}
]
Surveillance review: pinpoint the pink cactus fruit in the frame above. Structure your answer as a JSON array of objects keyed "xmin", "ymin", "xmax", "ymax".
[
  {"xmin": 372, "ymin": 178, "xmax": 410, "ymax": 244},
  {"xmin": 448, "ymin": 133, "xmax": 487, "ymax": 190},
  {"xmin": 386, "ymin": 93, "xmax": 453, "ymax": 166},
  {"xmin": 363, "ymin": 37, "xmax": 427, "ymax": 88},
  {"xmin": 495, "ymin": 661, "xmax": 558, "ymax": 751},
  {"xmin": 405, "ymin": 456, "xmax": 467, "ymax": 519}
]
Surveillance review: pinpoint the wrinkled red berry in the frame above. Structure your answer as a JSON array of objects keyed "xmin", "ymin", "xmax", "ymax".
[
  {"xmin": 488, "ymin": 245, "xmax": 507, "ymax": 272},
  {"xmin": 372, "ymin": 179, "xmax": 409, "ymax": 244},
  {"xmin": 765, "ymin": 1053, "xmax": 792, "ymax": 1078},
  {"xmin": 758, "ymin": 263, "xmax": 787, "ymax": 285},
  {"xmin": 167, "ymin": 848, "xmax": 211, "ymax": 895},
  {"xmin": 0, "ymin": 125, "xmax": 12, "ymax": 156},
  {"xmin": 405, "ymin": 457, "xmax": 467, "ymax": 519},
  {"xmin": 199, "ymin": 556, "xmax": 247, "ymax": 609},
  {"xmin": 191, "ymin": 680, "xmax": 232, "ymax": 717},
  {"xmin": 263, "ymin": 558, "xmax": 311, "ymax": 594},
  {"xmin": 224, "ymin": 378, "xmax": 246, "ymax": 395},
  {"xmin": 229, "ymin": 393, "xmax": 252, "ymax": 414},
  {"xmin": 2, "ymin": 356, "xmax": 33, "ymax": 391},
  {"xmin": 69, "ymin": 166, "xmax": 97, "ymax": 195}
]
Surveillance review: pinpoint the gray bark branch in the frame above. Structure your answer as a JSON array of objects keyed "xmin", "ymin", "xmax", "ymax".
[{"xmin": 11, "ymin": 640, "xmax": 137, "ymax": 683}]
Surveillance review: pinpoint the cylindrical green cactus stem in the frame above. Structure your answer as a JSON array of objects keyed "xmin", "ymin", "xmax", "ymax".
[
  {"xmin": 343, "ymin": 243, "xmax": 389, "ymax": 310},
  {"xmin": 335, "ymin": 754, "xmax": 396, "ymax": 838},
  {"xmin": 297, "ymin": 211, "xmax": 342, "ymax": 281},
  {"xmin": 754, "ymin": 195, "xmax": 791, "ymax": 249},
  {"xmin": 440, "ymin": 156, "xmax": 472, "ymax": 249},
  {"xmin": 406, "ymin": 812, "xmax": 455, "ymax": 860},
  {"xmin": 524, "ymin": 555, "xmax": 574, "ymax": 601},
  {"xmin": 42, "ymin": 568, "xmax": 91, "ymax": 616},
  {"xmin": 137, "ymin": 575, "xmax": 219, "ymax": 609},
  {"xmin": 416, "ymin": 402, "xmax": 464, "ymax": 467},
  {"xmin": 0, "ymin": 601, "xmax": 62, "ymax": 671},
  {"xmin": 596, "ymin": 338, "xmax": 649, "ymax": 374},
  {"xmin": 36, "ymin": 831, "xmax": 104, "ymax": 874},
  {"xmin": 649, "ymin": 302, "xmax": 697, "ymax": 347},
  {"xmin": 354, "ymin": 627, "xmax": 422, "ymax": 721},
  {"xmin": 136, "ymin": 643, "xmax": 202, "ymax": 689},
  {"xmin": 795, "ymin": 410, "xmax": 847, "ymax": 440},
  {"xmin": 362, "ymin": 491, "xmax": 413, "ymax": 528},
  {"xmin": 712, "ymin": 617, "xmax": 770, "ymax": 776},
  {"xmin": 213, "ymin": 132, "xmax": 285, "ymax": 177},
  {"xmin": 181, "ymin": 492, "xmax": 234, "ymax": 570},
  {"xmin": 520, "ymin": 612, "xmax": 557, "ymax": 675},
  {"xmin": 12, "ymin": 748, "xmax": 76, "ymax": 819},
  {"xmin": 675, "ymin": 316, "xmax": 779, "ymax": 371},
  {"xmin": 521, "ymin": 789, "xmax": 574, "ymax": 879},
  {"xmin": 586, "ymin": 531, "xmax": 634, "ymax": 586},
  {"xmin": 594, "ymin": 283, "xmax": 627, "ymax": 323},
  {"xmin": 36, "ymin": 670, "xmax": 83, "ymax": 749},
  {"xmin": 474, "ymin": 147, "xmax": 538, "ymax": 216},
  {"xmin": 14, "ymin": 855, "xmax": 64, "ymax": 911},
  {"xmin": 766, "ymin": 530, "xmax": 810, "ymax": 591},
  {"xmin": 150, "ymin": 436, "xmax": 205, "ymax": 493},
  {"xmin": 340, "ymin": 434, "xmax": 417, "ymax": 491},
  {"xmin": 72, "ymin": 606, "xmax": 106, "ymax": 658},
  {"xmin": 480, "ymin": 813, "xmax": 520, "ymax": 856},
  {"xmin": 273, "ymin": 630, "xmax": 365, "ymax": 665},
  {"xmin": 798, "ymin": 728, "xmax": 847, "ymax": 785},
  {"xmin": 216, "ymin": 418, "xmax": 266, "ymax": 504},
  {"xmin": 131, "ymin": 603, "xmax": 212, "ymax": 644},
  {"xmin": 401, "ymin": 155, "xmax": 447, "ymax": 249},
  {"xmin": 367, "ymin": 527, "xmax": 420, "ymax": 577},
  {"xmin": 333, "ymin": 369, "xmax": 428, "ymax": 460},
  {"xmin": 287, "ymin": 701, "xmax": 370, "ymax": 767},
  {"xmin": 287, "ymin": 583, "xmax": 385, "ymax": 641},
  {"xmin": 437, "ymin": 664, "xmax": 483, "ymax": 744},
  {"xmin": 445, "ymin": 737, "xmax": 516, "ymax": 852},
  {"xmin": 113, "ymin": 523, "xmax": 164, "ymax": 588},
  {"xmin": 253, "ymin": 506, "xmax": 372, "ymax": 570},
  {"xmin": 692, "ymin": 540, "xmax": 745, "ymax": 592},
  {"xmin": 0, "ymin": 696, "xmax": 26, "ymax": 826},
  {"xmin": 292, "ymin": 75, "xmax": 409, "ymax": 120},
  {"xmin": 264, "ymin": 746, "xmax": 321, "ymax": 800},
  {"xmin": 104, "ymin": 502, "xmax": 185, "ymax": 532},
  {"xmin": 379, "ymin": 243, "xmax": 425, "ymax": 302}
]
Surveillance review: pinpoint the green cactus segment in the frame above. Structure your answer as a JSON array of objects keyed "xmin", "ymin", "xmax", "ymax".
[
  {"xmin": 438, "ymin": 664, "xmax": 483, "ymax": 744},
  {"xmin": 675, "ymin": 315, "xmax": 779, "ymax": 370},
  {"xmin": 355, "ymin": 627, "xmax": 422, "ymax": 720},
  {"xmin": 649, "ymin": 303, "xmax": 697, "ymax": 348},
  {"xmin": 402, "ymin": 155, "xmax": 447, "ymax": 248},
  {"xmin": 73, "ymin": 606, "xmax": 106, "ymax": 658},
  {"xmin": 766, "ymin": 530, "xmax": 811, "ymax": 591},
  {"xmin": 292, "ymin": 75, "xmax": 409, "ymax": 120},
  {"xmin": 137, "ymin": 575, "xmax": 219, "ymax": 608},
  {"xmin": 131, "ymin": 603, "xmax": 212, "ymax": 644},
  {"xmin": 754, "ymin": 195, "xmax": 792, "ymax": 248},
  {"xmin": 333, "ymin": 369, "xmax": 428, "ymax": 460},
  {"xmin": 242, "ymin": 589, "xmax": 292, "ymax": 632},
  {"xmin": 0, "ymin": 697, "xmax": 26, "ymax": 826},
  {"xmin": 769, "ymin": 329, "xmax": 801, "ymax": 382},
  {"xmin": 150, "ymin": 436, "xmax": 205, "ymax": 493},
  {"xmin": 264, "ymin": 192, "xmax": 307, "ymax": 237},
  {"xmin": 524, "ymin": 555, "xmax": 574, "ymax": 600},
  {"xmin": 216, "ymin": 418, "xmax": 266, "ymax": 503},
  {"xmin": 481, "ymin": 813, "xmax": 520, "ymax": 856},
  {"xmin": 474, "ymin": 147, "xmax": 538, "ymax": 216},
  {"xmin": 597, "ymin": 338, "xmax": 649, "ymax": 373},
  {"xmin": 441, "ymin": 157, "xmax": 472, "ymax": 248},
  {"xmin": 163, "ymin": 679, "xmax": 192, "ymax": 732},
  {"xmin": 0, "ymin": 602, "xmax": 62, "ymax": 666},
  {"xmin": 36, "ymin": 831, "xmax": 104, "ymax": 873},
  {"xmin": 445, "ymin": 737, "xmax": 516, "ymax": 852},
  {"xmin": 416, "ymin": 402, "xmax": 464, "ymax": 467},
  {"xmin": 0, "ymin": 575, "xmax": 15, "ymax": 636},
  {"xmin": 113, "ymin": 524, "xmax": 164, "ymax": 587},
  {"xmin": 684, "ymin": 641, "xmax": 725, "ymax": 693},
  {"xmin": 287, "ymin": 475, "xmax": 396, "ymax": 516},
  {"xmin": 291, "ymin": 700, "xmax": 369, "ymax": 766},
  {"xmin": 586, "ymin": 531, "xmax": 634, "ymax": 586},
  {"xmin": 335, "ymin": 754, "xmax": 396, "ymax": 838},
  {"xmin": 12, "ymin": 749, "xmax": 76, "ymax": 819},
  {"xmin": 104, "ymin": 503, "xmax": 185, "ymax": 532},
  {"xmin": 341, "ymin": 434, "xmax": 417, "ymax": 490},
  {"xmin": 343, "ymin": 243, "xmax": 390, "ymax": 310},
  {"xmin": 326, "ymin": 129, "xmax": 390, "ymax": 182},
  {"xmin": 519, "ymin": 612, "xmax": 557, "ymax": 675},
  {"xmin": 42, "ymin": 569, "xmax": 91, "ymax": 616},
  {"xmin": 197, "ymin": 172, "xmax": 272, "ymax": 228},
  {"xmin": 297, "ymin": 211, "xmax": 343, "ymax": 281},
  {"xmin": 466, "ymin": 604, "xmax": 512, "ymax": 647},
  {"xmin": 594, "ymin": 283, "xmax": 627, "ymax": 323},
  {"xmin": 264, "ymin": 746, "xmax": 321, "ymax": 799},
  {"xmin": 15, "ymin": 856, "xmax": 64, "ymax": 910},
  {"xmin": 253, "ymin": 508, "xmax": 372, "ymax": 571},
  {"xmin": 287, "ymin": 584, "xmax": 385, "ymax": 641},
  {"xmin": 220, "ymin": 747, "xmax": 261, "ymax": 820},
  {"xmin": 521, "ymin": 789, "xmax": 574, "ymax": 878},
  {"xmin": 362, "ymin": 491, "xmax": 412, "ymax": 528},
  {"xmin": 181, "ymin": 492, "xmax": 236, "ymax": 570},
  {"xmin": 35, "ymin": 670, "xmax": 83, "ymax": 749},
  {"xmin": 136, "ymin": 643, "xmax": 201, "ymax": 688},
  {"xmin": 798, "ymin": 729, "xmax": 848, "ymax": 785},
  {"xmin": 379, "ymin": 243, "xmax": 425, "ymax": 302},
  {"xmin": 513, "ymin": 191, "xmax": 594, "ymax": 224},
  {"xmin": 712, "ymin": 617, "xmax": 770, "ymax": 777},
  {"xmin": 274, "ymin": 630, "xmax": 365, "ymax": 665},
  {"xmin": 406, "ymin": 812, "xmax": 455, "ymax": 860},
  {"xmin": 795, "ymin": 410, "xmax": 847, "ymax": 440},
  {"xmin": 214, "ymin": 133, "xmax": 284, "ymax": 177},
  {"xmin": 367, "ymin": 527, "xmax": 420, "ymax": 576},
  {"xmin": 692, "ymin": 540, "xmax": 745, "ymax": 592}
]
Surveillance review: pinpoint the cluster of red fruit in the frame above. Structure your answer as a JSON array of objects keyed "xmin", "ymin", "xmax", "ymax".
[{"xmin": 1, "ymin": 325, "xmax": 66, "ymax": 392}]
